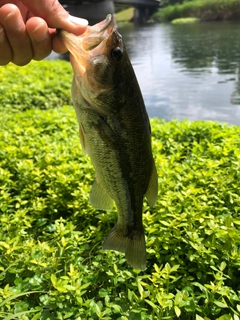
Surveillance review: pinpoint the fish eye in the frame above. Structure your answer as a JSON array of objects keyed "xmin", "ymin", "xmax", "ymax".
[{"xmin": 111, "ymin": 47, "xmax": 123, "ymax": 61}]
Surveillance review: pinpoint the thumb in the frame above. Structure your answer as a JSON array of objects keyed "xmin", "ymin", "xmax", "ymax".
[{"xmin": 21, "ymin": 0, "xmax": 88, "ymax": 34}]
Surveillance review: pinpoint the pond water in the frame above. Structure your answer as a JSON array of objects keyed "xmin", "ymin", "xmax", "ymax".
[
  {"xmin": 51, "ymin": 21, "xmax": 240, "ymax": 125},
  {"xmin": 119, "ymin": 21, "xmax": 240, "ymax": 125}
]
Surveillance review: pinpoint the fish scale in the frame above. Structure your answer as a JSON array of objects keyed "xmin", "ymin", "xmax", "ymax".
[{"xmin": 58, "ymin": 14, "xmax": 158, "ymax": 270}]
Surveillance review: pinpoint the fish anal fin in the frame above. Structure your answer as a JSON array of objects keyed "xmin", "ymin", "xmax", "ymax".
[
  {"xmin": 102, "ymin": 226, "xmax": 146, "ymax": 270},
  {"xmin": 145, "ymin": 162, "xmax": 158, "ymax": 207},
  {"xmin": 90, "ymin": 178, "xmax": 114, "ymax": 210}
]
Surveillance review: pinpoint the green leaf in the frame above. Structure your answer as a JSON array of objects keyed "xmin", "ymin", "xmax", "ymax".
[
  {"xmin": 50, "ymin": 274, "xmax": 57, "ymax": 286},
  {"xmin": 174, "ymin": 305, "xmax": 181, "ymax": 317},
  {"xmin": 145, "ymin": 299, "xmax": 158, "ymax": 309},
  {"xmin": 220, "ymin": 261, "xmax": 227, "ymax": 272},
  {"xmin": 214, "ymin": 301, "xmax": 228, "ymax": 309},
  {"xmin": 216, "ymin": 315, "xmax": 232, "ymax": 320}
]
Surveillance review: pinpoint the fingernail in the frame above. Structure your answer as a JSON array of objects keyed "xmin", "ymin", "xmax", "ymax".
[
  {"xmin": 0, "ymin": 25, "xmax": 5, "ymax": 43},
  {"xmin": 5, "ymin": 11, "xmax": 22, "ymax": 30},
  {"xmin": 31, "ymin": 25, "xmax": 48, "ymax": 42},
  {"xmin": 68, "ymin": 15, "xmax": 88, "ymax": 27}
]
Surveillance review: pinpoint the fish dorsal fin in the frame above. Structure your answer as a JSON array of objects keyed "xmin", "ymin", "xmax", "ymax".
[
  {"xmin": 145, "ymin": 162, "xmax": 158, "ymax": 207},
  {"xmin": 90, "ymin": 178, "xmax": 114, "ymax": 210}
]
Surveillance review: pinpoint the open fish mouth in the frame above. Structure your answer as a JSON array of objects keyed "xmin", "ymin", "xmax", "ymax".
[{"xmin": 58, "ymin": 14, "xmax": 115, "ymax": 76}]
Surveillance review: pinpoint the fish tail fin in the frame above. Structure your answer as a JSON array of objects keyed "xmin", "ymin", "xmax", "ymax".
[{"xmin": 102, "ymin": 226, "xmax": 146, "ymax": 270}]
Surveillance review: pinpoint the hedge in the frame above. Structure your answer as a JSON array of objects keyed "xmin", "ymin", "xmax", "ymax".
[{"xmin": 0, "ymin": 61, "xmax": 240, "ymax": 319}]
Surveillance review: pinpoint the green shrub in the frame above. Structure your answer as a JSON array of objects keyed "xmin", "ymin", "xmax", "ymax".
[
  {"xmin": 0, "ymin": 103, "xmax": 240, "ymax": 319},
  {"xmin": 153, "ymin": 0, "xmax": 240, "ymax": 22},
  {"xmin": 0, "ymin": 60, "xmax": 72, "ymax": 111}
]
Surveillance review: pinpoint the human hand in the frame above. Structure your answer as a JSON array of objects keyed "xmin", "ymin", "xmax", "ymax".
[{"xmin": 0, "ymin": 0, "xmax": 88, "ymax": 66}]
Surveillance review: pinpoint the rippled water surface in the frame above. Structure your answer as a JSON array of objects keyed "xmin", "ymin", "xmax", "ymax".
[
  {"xmin": 118, "ymin": 22, "xmax": 240, "ymax": 125},
  {"xmin": 51, "ymin": 22, "xmax": 240, "ymax": 125}
]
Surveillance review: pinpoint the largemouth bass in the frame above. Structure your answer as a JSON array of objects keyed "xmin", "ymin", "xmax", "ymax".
[{"xmin": 59, "ymin": 15, "xmax": 158, "ymax": 270}]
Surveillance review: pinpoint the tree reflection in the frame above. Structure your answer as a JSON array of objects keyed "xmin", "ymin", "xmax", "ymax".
[
  {"xmin": 170, "ymin": 22, "xmax": 240, "ymax": 105},
  {"xmin": 231, "ymin": 70, "xmax": 240, "ymax": 105},
  {"xmin": 170, "ymin": 22, "xmax": 240, "ymax": 74}
]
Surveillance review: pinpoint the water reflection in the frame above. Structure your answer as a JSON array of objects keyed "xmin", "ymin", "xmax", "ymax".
[
  {"xmin": 50, "ymin": 22, "xmax": 240, "ymax": 125},
  {"xmin": 118, "ymin": 22, "xmax": 240, "ymax": 125},
  {"xmin": 170, "ymin": 22, "xmax": 240, "ymax": 74},
  {"xmin": 231, "ymin": 71, "xmax": 240, "ymax": 105}
]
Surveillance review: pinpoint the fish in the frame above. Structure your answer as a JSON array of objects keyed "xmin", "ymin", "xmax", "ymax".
[{"xmin": 58, "ymin": 14, "xmax": 158, "ymax": 270}]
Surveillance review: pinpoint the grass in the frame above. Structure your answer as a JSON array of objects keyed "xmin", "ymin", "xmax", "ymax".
[
  {"xmin": 0, "ymin": 61, "xmax": 240, "ymax": 319},
  {"xmin": 153, "ymin": 0, "xmax": 240, "ymax": 22},
  {"xmin": 172, "ymin": 17, "xmax": 200, "ymax": 24},
  {"xmin": 115, "ymin": 7, "xmax": 134, "ymax": 23}
]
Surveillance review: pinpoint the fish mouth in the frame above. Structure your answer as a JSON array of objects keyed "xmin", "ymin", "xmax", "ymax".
[{"xmin": 58, "ymin": 14, "xmax": 115, "ymax": 76}]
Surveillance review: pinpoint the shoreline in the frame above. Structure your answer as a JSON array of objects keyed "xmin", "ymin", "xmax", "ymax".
[{"xmin": 152, "ymin": 0, "xmax": 240, "ymax": 23}]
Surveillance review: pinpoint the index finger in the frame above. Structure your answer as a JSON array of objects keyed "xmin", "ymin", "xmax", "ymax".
[{"xmin": 21, "ymin": 0, "xmax": 88, "ymax": 34}]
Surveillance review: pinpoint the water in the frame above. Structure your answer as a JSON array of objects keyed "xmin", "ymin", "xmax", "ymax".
[
  {"xmin": 51, "ymin": 21, "xmax": 240, "ymax": 125},
  {"xmin": 119, "ymin": 21, "xmax": 240, "ymax": 125}
]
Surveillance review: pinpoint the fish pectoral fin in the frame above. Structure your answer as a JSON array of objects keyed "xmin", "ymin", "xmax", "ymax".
[
  {"xmin": 145, "ymin": 162, "xmax": 158, "ymax": 207},
  {"xmin": 79, "ymin": 124, "xmax": 88, "ymax": 155},
  {"xmin": 102, "ymin": 226, "xmax": 146, "ymax": 271},
  {"xmin": 90, "ymin": 178, "xmax": 114, "ymax": 210}
]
